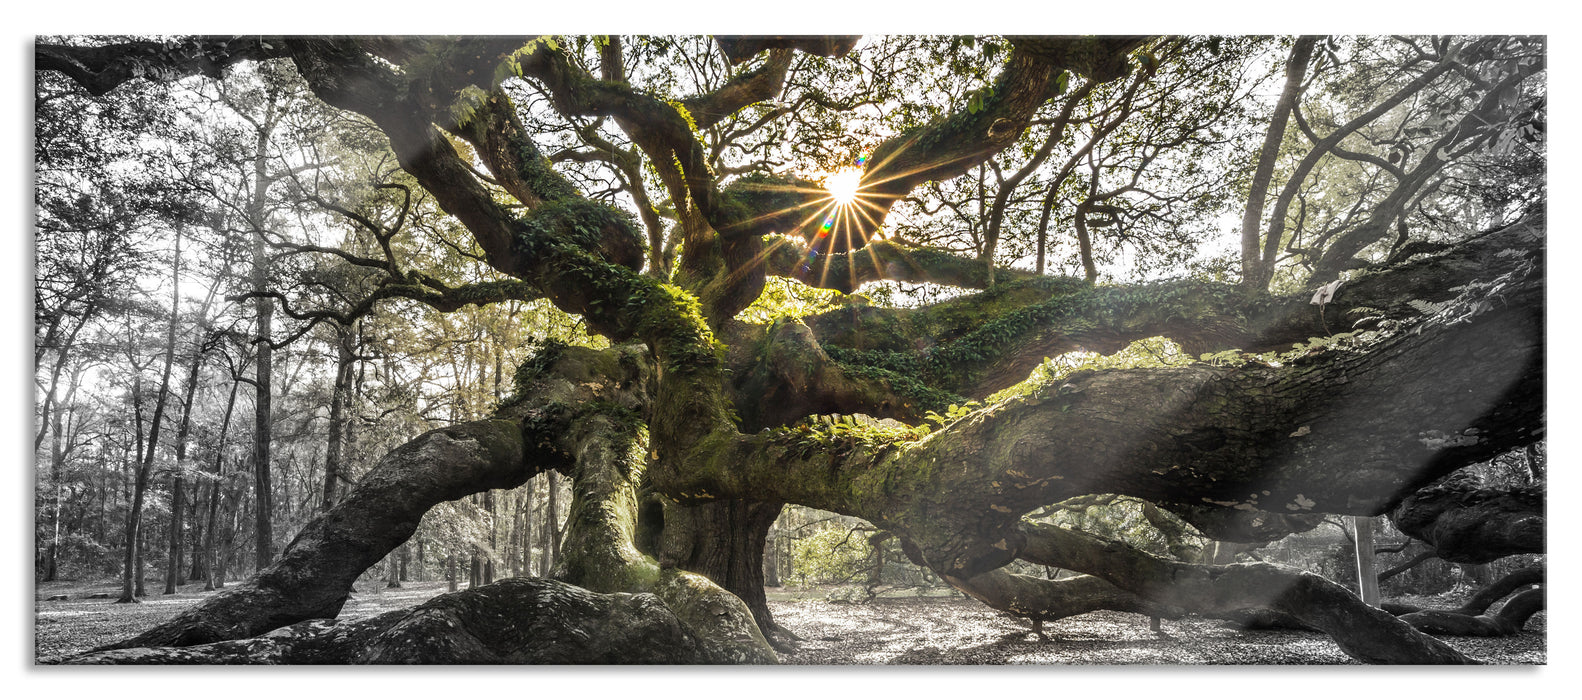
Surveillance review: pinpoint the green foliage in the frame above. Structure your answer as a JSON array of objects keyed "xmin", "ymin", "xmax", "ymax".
[
  {"xmin": 491, "ymin": 35, "xmax": 563, "ymax": 87},
  {"xmin": 771, "ymin": 413, "xmax": 931, "ymax": 457},
  {"xmin": 923, "ymin": 401, "xmax": 981, "ymax": 429},
  {"xmin": 666, "ymin": 101, "xmax": 698, "ymax": 133},
  {"xmin": 1198, "ymin": 331, "xmax": 1373, "ymax": 368},
  {"xmin": 988, "ymin": 336, "xmax": 1192, "ymax": 403},
  {"xmin": 516, "ymin": 198, "xmax": 640, "ymax": 259},
  {"xmin": 830, "ymin": 358, "xmax": 965, "ymax": 415},
  {"xmin": 736, "ymin": 276, "xmax": 845, "ymax": 324},
  {"xmin": 790, "ymin": 528, "xmax": 873, "ymax": 585}
]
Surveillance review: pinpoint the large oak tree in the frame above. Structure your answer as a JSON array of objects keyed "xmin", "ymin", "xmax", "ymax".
[{"xmin": 36, "ymin": 34, "xmax": 1544, "ymax": 665}]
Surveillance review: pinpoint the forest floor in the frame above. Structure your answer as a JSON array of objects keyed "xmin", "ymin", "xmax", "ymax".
[{"xmin": 33, "ymin": 579, "xmax": 1545, "ymax": 665}]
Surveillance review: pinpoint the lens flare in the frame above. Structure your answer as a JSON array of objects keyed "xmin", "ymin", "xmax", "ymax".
[{"xmin": 825, "ymin": 169, "xmax": 863, "ymax": 206}]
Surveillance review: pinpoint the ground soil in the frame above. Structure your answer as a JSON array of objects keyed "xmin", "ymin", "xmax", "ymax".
[{"xmin": 33, "ymin": 579, "xmax": 1545, "ymax": 665}]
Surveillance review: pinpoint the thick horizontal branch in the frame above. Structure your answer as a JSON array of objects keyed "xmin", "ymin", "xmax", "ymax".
[
  {"xmin": 679, "ymin": 49, "xmax": 795, "ymax": 129},
  {"xmin": 806, "ymin": 215, "xmax": 1543, "ymax": 399},
  {"xmin": 660, "ymin": 230, "xmax": 1541, "ymax": 587},
  {"xmin": 36, "ymin": 37, "xmax": 291, "ymax": 96},
  {"xmin": 724, "ymin": 319, "xmax": 957, "ymax": 429},
  {"xmin": 712, "ymin": 36, "xmax": 860, "ymax": 64},
  {"xmin": 1398, "ymin": 587, "xmax": 1544, "ymax": 637}
]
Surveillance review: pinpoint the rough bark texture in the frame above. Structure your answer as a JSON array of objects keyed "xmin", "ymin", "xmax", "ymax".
[
  {"xmin": 1385, "ymin": 565, "xmax": 1544, "ymax": 637},
  {"xmin": 1388, "ymin": 470, "xmax": 1544, "ymax": 564},
  {"xmin": 657, "ymin": 499, "xmax": 789, "ymax": 649},
  {"xmin": 531, "ymin": 345, "xmax": 777, "ymax": 663},
  {"xmin": 62, "ymin": 579, "xmax": 708, "ymax": 664},
  {"xmin": 1398, "ymin": 588, "xmax": 1545, "ymax": 637},
  {"xmin": 999, "ymin": 521, "xmax": 1476, "ymax": 664}
]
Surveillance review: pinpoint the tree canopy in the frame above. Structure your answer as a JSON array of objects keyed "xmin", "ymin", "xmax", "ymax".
[{"xmin": 31, "ymin": 32, "xmax": 1545, "ymax": 666}]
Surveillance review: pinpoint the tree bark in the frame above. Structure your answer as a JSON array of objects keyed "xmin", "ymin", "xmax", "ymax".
[
  {"xmin": 1388, "ymin": 470, "xmax": 1544, "ymax": 564},
  {"xmin": 656, "ymin": 500, "xmax": 788, "ymax": 649},
  {"xmin": 247, "ymin": 108, "xmax": 279, "ymax": 571},
  {"xmin": 990, "ymin": 520, "xmax": 1477, "ymax": 663},
  {"xmin": 164, "ymin": 334, "xmax": 210, "ymax": 594},
  {"xmin": 62, "ymin": 579, "xmax": 710, "ymax": 665},
  {"xmin": 1398, "ymin": 587, "xmax": 1544, "ymax": 637}
]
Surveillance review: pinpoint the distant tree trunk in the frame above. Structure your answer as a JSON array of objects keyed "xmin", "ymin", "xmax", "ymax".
[
  {"xmin": 508, "ymin": 493, "xmax": 525, "ymax": 577},
  {"xmin": 539, "ymin": 472, "xmax": 560, "ymax": 575},
  {"xmin": 412, "ymin": 529, "xmax": 426, "ymax": 582},
  {"xmin": 522, "ymin": 479, "xmax": 536, "ymax": 576},
  {"xmin": 763, "ymin": 526, "xmax": 781, "ymax": 587},
  {"xmin": 1033, "ymin": 180, "xmax": 1057, "ymax": 276},
  {"xmin": 164, "ymin": 334, "xmax": 209, "ymax": 594},
  {"xmin": 322, "ymin": 325, "xmax": 354, "ymax": 511},
  {"xmin": 1073, "ymin": 199, "xmax": 1099, "ymax": 284},
  {"xmin": 1240, "ymin": 36, "xmax": 1318, "ymax": 291},
  {"xmin": 867, "ymin": 531, "xmax": 888, "ymax": 589},
  {"xmin": 248, "ymin": 122, "xmax": 276, "ymax": 571},
  {"xmin": 446, "ymin": 553, "xmax": 458, "ymax": 592},
  {"xmin": 135, "ymin": 529, "xmax": 148, "ymax": 598},
  {"xmin": 43, "ymin": 389, "xmax": 74, "ymax": 582},
  {"xmin": 1353, "ymin": 515, "xmax": 1381, "ymax": 606},
  {"xmin": 188, "ymin": 483, "xmax": 207, "ymax": 582},
  {"xmin": 203, "ymin": 377, "xmax": 239, "ymax": 591},
  {"xmin": 388, "ymin": 545, "xmax": 402, "ymax": 589},
  {"xmin": 119, "ymin": 231, "xmax": 183, "ymax": 604},
  {"xmin": 484, "ymin": 490, "xmax": 496, "ymax": 584}
]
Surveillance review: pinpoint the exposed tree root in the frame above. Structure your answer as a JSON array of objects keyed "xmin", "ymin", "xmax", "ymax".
[
  {"xmin": 958, "ymin": 521, "xmax": 1480, "ymax": 663},
  {"xmin": 63, "ymin": 579, "xmax": 708, "ymax": 664},
  {"xmin": 1400, "ymin": 588, "xmax": 1545, "ymax": 637},
  {"xmin": 1386, "ymin": 566, "xmax": 1545, "ymax": 636}
]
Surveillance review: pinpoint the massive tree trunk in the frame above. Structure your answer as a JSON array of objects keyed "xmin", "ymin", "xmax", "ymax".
[{"xmin": 655, "ymin": 500, "xmax": 789, "ymax": 648}]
